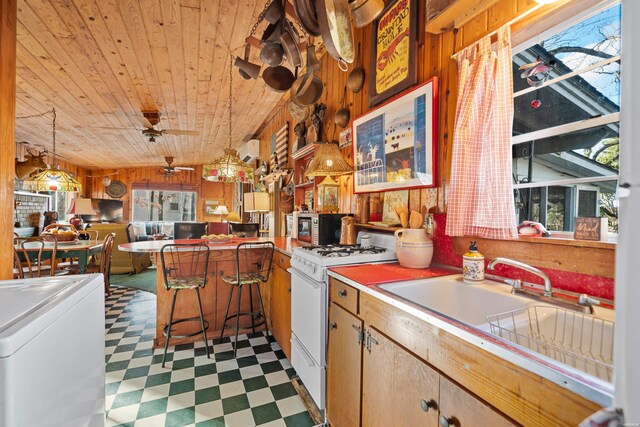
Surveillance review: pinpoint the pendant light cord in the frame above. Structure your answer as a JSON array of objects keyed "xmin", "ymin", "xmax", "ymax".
[{"xmin": 228, "ymin": 54, "xmax": 233, "ymax": 150}]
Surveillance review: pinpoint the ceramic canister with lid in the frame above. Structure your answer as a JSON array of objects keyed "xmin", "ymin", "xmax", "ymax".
[{"xmin": 394, "ymin": 228, "xmax": 433, "ymax": 269}]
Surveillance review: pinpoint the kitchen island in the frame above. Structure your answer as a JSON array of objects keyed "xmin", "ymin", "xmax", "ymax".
[{"xmin": 119, "ymin": 237, "xmax": 304, "ymax": 348}]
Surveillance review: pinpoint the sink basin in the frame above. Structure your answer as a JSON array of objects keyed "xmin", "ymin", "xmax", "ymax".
[
  {"xmin": 378, "ymin": 275, "xmax": 615, "ymax": 381},
  {"xmin": 379, "ymin": 275, "xmax": 534, "ymax": 326}
]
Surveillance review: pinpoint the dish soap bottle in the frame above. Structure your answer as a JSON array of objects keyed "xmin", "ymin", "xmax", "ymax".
[{"xmin": 463, "ymin": 241, "xmax": 484, "ymax": 284}]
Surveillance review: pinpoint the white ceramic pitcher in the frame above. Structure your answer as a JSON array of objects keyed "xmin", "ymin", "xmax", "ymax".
[{"xmin": 394, "ymin": 228, "xmax": 434, "ymax": 269}]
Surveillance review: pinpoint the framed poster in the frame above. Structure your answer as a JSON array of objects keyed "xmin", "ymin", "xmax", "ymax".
[
  {"xmin": 353, "ymin": 78, "xmax": 438, "ymax": 193},
  {"xmin": 369, "ymin": 0, "xmax": 418, "ymax": 107},
  {"xmin": 203, "ymin": 199, "xmax": 220, "ymax": 215}
]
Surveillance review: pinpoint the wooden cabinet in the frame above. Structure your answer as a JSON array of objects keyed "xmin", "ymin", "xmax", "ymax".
[
  {"xmin": 362, "ymin": 327, "xmax": 440, "ymax": 427},
  {"xmin": 326, "ymin": 302, "xmax": 363, "ymax": 427},
  {"xmin": 438, "ymin": 377, "xmax": 515, "ymax": 427},
  {"xmin": 269, "ymin": 254, "xmax": 291, "ymax": 358},
  {"xmin": 325, "ymin": 278, "xmax": 600, "ymax": 427}
]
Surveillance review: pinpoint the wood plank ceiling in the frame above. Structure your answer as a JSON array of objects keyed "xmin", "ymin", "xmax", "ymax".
[{"xmin": 14, "ymin": 0, "xmax": 286, "ymax": 169}]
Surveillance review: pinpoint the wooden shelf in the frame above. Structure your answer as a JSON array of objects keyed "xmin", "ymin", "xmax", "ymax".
[
  {"xmin": 291, "ymin": 143, "xmax": 315, "ymax": 160},
  {"xmin": 295, "ymin": 181, "xmax": 314, "ymax": 189},
  {"xmin": 425, "ymin": 0, "xmax": 500, "ymax": 34},
  {"xmin": 356, "ymin": 223, "xmax": 402, "ymax": 233}
]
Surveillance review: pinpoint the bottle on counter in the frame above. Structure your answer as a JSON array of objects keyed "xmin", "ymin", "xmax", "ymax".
[{"xmin": 463, "ymin": 241, "xmax": 484, "ymax": 284}]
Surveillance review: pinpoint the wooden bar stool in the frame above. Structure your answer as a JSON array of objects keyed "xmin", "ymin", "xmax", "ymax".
[
  {"xmin": 160, "ymin": 243, "xmax": 211, "ymax": 368},
  {"xmin": 219, "ymin": 242, "xmax": 275, "ymax": 357}
]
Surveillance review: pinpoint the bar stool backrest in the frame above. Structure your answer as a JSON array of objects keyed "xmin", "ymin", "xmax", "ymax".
[
  {"xmin": 160, "ymin": 243, "xmax": 211, "ymax": 291},
  {"xmin": 235, "ymin": 242, "xmax": 275, "ymax": 284}
]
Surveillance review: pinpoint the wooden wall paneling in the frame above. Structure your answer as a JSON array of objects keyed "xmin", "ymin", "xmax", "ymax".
[
  {"xmin": 453, "ymin": 236, "xmax": 616, "ymax": 278},
  {"xmin": 1, "ymin": 0, "xmax": 17, "ymax": 280}
]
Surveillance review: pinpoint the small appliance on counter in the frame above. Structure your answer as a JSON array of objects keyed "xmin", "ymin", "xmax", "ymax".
[{"xmin": 296, "ymin": 213, "xmax": 350, "ymax": 245}]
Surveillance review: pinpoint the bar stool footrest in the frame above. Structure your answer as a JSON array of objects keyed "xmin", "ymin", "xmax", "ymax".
[{"xmin": 163, "ymin": 317, "xmax": 210, "ymax": 340}]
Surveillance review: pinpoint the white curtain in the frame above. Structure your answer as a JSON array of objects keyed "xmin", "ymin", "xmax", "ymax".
[{"xmin": 446, "ymin": 25, "xmax": 518, "ymax": 240}]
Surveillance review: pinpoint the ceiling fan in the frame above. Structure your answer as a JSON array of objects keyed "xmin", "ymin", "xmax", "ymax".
[
  {"xmin": 98, "ymin": 110, "xmax": 199, "ymax": 142},
  {"xmin": 137, "ymin": 111, "xmax": 199, "ymax": 142},
  {"xmin": 159, "ymin": 156, "xmax": 194, "ymax": 176}
]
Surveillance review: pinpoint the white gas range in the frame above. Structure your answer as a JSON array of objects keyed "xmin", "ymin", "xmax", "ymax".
[{"xmin": 288, "ymin": 232, "xmax": 397, "ymax": 411}]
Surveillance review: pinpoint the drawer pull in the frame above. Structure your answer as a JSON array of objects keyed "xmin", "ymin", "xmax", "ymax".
[
  {"xmin": 330, "ymin": 322, "xmax": 337, "ymax": 330},
  {"xmin": 420, "ymin": 399, "xmax": 437, "ymax": 412},
  {"xmin": 439, "ymin": 416, "xmax": 454, "ymax": 427},
  {"xmin": 338, "ymin": 289, "xmax": 347, "ymax": 298}
]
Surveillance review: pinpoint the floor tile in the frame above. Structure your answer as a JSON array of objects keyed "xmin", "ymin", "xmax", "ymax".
[{"xmin": 104, "ymin": 288, "xmax": 313, "ymax": 426}]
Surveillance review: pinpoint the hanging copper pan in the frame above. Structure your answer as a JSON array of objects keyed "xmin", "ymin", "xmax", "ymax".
[
  {"xmin": 293, "ymin": 0, "xmax": 321, "ymax": 37},
  {"xmin": 316, "ymin": 0, "xmax": 354, "ymax": 67}
]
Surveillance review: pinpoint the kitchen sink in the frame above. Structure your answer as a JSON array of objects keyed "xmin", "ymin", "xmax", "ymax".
[
  {"xmin": 378, "ymin": 275, "xmax": 534, "ymax": 326},
  {"xmin": 378, "ymin": 275, "xmax": 615, "ymax": 381}
]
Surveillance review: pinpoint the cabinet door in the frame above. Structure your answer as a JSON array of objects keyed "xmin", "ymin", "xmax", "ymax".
[
  {"xmin": 363, "ymin": 327, "xmax": 440, "ymax": 427},
  {"xmin": 439, "ymin": 377, "xmax": 516, "ymax": 427},
  {"xmin": 326, "ymin": 302, "xmax": 363, "ymax": 427},
  {"xmin": 269, "ymin": 264, "xmax": 291, "ymax": 358}
]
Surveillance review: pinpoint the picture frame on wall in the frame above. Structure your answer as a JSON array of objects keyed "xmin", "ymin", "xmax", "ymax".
[
  {"xmin": 353, "ymin": 78, "xmax": 438, "ymax": 194},
  {"xmin": 369, "ymin": 0, "xmax": 419, "ymax": 107}
]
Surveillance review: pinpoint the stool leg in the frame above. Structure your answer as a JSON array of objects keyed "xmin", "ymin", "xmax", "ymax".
[
  {"xmin": 248, "ymin": 284, "xmax": 256, "ymax": 334},
  {"xmin": 219, "ymin": 285, "xmax": 234, "ymax": 344},
  {"xmin": 195, "ymin": 287, "xmax": 210, "ymax": 359},
  {"xmin": 255, "ymin": 283, "xmax": 270, "ymax": 342},
  {"xmin": 163, "ymin": 289, "xmax": 179, "ymax": 368},
  {"xmin": 233, "ymin": 285, "xmax": 243, "ymax": 357}
]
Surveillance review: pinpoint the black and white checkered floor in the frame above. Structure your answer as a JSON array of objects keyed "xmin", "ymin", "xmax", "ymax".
[{"xmin": 105, "ymin": 287, "xmax": 316, "ymax": 427}]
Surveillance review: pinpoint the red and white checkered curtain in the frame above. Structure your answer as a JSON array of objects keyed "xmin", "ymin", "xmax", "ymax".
[{"xmin": 446, "ymin": 25, "xmax": 517, "ymax": 240}]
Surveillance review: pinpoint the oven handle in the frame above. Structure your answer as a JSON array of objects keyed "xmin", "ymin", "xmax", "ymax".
[{"xmin": 288, "ymin": 268, "xmax": 325, "ymax": 289}]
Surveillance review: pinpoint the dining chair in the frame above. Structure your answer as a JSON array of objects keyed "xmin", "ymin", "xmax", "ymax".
[
  {"xmin": 219, "ymin": 242, "xmax": 274, "ymax": 357},
  {"xmin": 81, "ymin": 233, "xmax": 116, "ymax": 295},
  {"xmin": 159, "ymin": 243, "xmax": 211, "ymax": 368},
  {"xmin": 228, "ymin": 222, "xmax": 259, "ymax": 238},
  {"xmin": 174, "ymin": 222, "xmax": 208, "ymax": 240},
  {"xmin": 207, "ymin": 222, "xmax": 229, "ymax": 235},
  {"xmin": 15, "ymin": 236, "xmax": 58, "ymax": 278}
]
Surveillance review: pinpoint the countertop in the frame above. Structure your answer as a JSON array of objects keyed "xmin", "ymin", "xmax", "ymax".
[
  {"xmin": 327, "ymin": 265, "xmax": 613, "ymax": 407},
  {"xmin": 119, "ymin": 236, "xmax": 304, "ymax": 256}
]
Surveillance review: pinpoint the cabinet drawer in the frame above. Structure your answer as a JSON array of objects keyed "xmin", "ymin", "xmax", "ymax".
[
  {"xmin": 274, "ymin": 252, "xmax": 291, "ymax": 270},
  {"xmin": 329, "ymin": 278, "xmax": 359, "ymax": 314}
]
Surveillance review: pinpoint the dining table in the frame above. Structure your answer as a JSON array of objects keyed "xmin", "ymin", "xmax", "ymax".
[{"xmin": 16, "ymin": 239, "xmax": 104, "ymax": 274}]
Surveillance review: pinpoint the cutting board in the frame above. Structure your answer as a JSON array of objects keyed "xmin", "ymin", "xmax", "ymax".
[{"xmin": 330, "ymin": 263, "xmax": 455, "ymax": 286}]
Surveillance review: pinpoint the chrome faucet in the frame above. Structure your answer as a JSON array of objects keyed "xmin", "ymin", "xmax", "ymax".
[{"xmin": 487, "ymin": 257, "xmax": 553, "ymax": 297}]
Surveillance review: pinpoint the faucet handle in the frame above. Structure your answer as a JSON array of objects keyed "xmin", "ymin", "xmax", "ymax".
[
  {"xmin": 578, "ymin": 294, "xmax": 601, "ymax": 307},
  {"xmin": 505, "ymin": 278, "xmax": 523, "ymax": 290}
]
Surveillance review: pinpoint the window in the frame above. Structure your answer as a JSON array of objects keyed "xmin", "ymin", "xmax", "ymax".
[
  {"xmin": 512, "ymin": 2, "xmax": 621, "ymax": 235},
  {"xmin": 132, "ymin": 189, "xmax": 196, "ymax": 222}
]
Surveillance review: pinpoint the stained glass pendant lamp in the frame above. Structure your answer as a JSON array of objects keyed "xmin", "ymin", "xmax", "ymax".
[
  {"xmin": 203, "ymin": 55, "xmax": 254, "ymax": 183},
  {"xmin": 23, "ymin": 108, "xmax": 82, "ymax": 193}
]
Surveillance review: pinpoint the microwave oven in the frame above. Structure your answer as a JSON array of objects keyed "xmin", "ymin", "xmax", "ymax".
[{"xmin": 296, "ymin": 213, "xmax": 350, "ymax": 246}]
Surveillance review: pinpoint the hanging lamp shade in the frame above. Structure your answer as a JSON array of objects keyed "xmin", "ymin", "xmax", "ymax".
[
  {"xmin": 203, "ymin": 148, "xmax": 255, "ymax": 183},
  {"xmin": 24, "ymin": 168, "xmax": 82, "ymax": 192},
  {"xmin": 21, "ymin": 108, "xmax": 82, "ymax": 193},
  {"xmin": 305, "ymin": 141, "xmax": 353, "ymax": 177}
]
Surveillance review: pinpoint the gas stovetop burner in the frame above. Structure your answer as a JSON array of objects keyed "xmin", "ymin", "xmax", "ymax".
[{"xmin": 302, "ymin": 244, "xmax": 387, "ymax": 257}]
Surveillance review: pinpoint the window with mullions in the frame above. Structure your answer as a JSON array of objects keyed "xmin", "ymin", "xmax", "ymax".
[
  {"xmin": 131, "ymin": 189, "xmax": 196, "ymax": 222},
  {"xmin": 512, "ymin": 2, "xmax": 620, "ymax": 234}
]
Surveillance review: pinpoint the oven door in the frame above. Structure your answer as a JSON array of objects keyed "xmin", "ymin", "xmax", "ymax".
[
  {"xmin": 297, "ymin": 216, "xmax": 313, "ymax": 244},
  {"xmin": 289, "ymin": 268, "xmax": 327, "ymax": 367}
]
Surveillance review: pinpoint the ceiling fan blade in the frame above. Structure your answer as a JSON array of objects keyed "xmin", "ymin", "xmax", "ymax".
[
  {"xmin": 94, "ymin": 126, "xmax": 138, "ymax": 130},
  {"xmin": 163, "ymin": 129, "xmax": 200, "ymax": 136},
  {"xmin": 174, "ymin": 166, "xmax": 195, "ymax": 171},
  {"xmin": 135, "ymin": 115, "xmax": 154, "ymax": 128},
  {"xmin": 518, "ymin": 60, "xmax": 541, "ymax": 71}
]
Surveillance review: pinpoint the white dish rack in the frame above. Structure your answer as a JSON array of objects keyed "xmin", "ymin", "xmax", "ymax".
[{"xmin": 486, "ymin": 305, "xmax": 614, "ymax": 381}]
